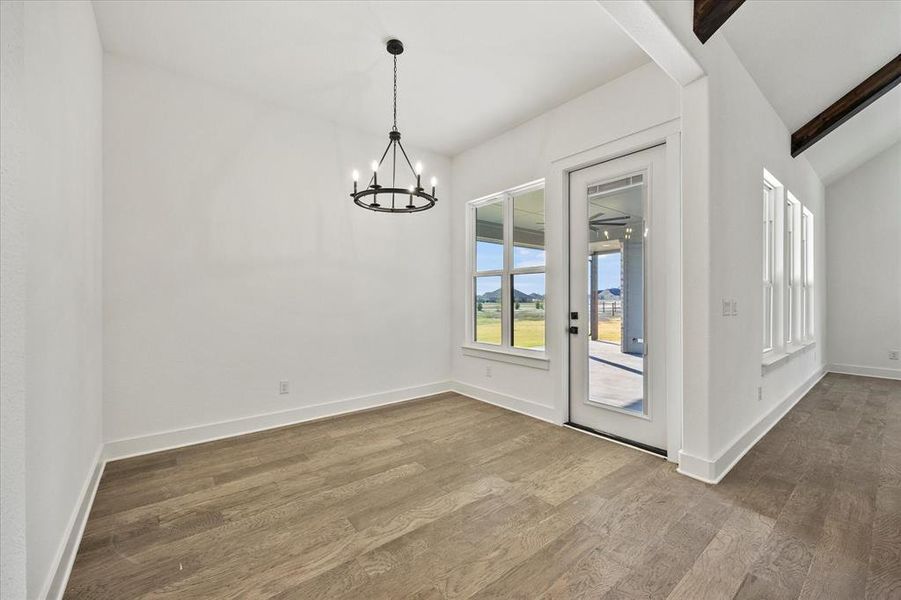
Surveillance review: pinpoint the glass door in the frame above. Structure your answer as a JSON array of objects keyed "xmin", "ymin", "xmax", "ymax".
[{"xmin": 568, "ymin": 146, "xmax": 667, "ymax": 453}]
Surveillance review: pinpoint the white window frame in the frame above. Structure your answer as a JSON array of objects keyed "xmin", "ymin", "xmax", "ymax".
[
  {"xmin": 784, "ymin": 193, "xmax": 799, "ymax": 347},
  {"xmin": 762, "ymin": 170, "xmax": 815, "ymax": 370},
  {"xmin": 762, "ymin": 180, "xmax": 776, "ymax": 353},
  {"xmin": 464, "ymin": 179, "xmax": 548, "ymax": 368},
  {"xmin": 763, "ymin": 169, "xmax": 786, "ymax": 359},
  {"xmin": 801, "ymin": 207, "xmax": 814, "ymax": 341}
]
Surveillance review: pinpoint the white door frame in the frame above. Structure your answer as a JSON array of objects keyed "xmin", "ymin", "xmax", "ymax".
[{"xmin": 550, "ymin": 118, "xmax": 683, "ymax": 462}]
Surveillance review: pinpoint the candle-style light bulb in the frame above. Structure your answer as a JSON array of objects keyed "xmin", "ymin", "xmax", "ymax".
[
  {"xmin": 352, "ymin": 169, "xmax": 359, "ymax": 194},
  {"xmin": 415, "ymin": 162, "xmax": 423, "ymax": 175},
  {"xmin": 430, "ymin": 176, "xmax": 437, "ymax": 197},
  {"xmin": 370, "ymin": 161, "xmax": 379, "ymax": 187},
  {"xmin": 370, "ymin": 160, "xmax": 379, "ymax": 172},
  {"xmin": 407, "ymin": 185, "xmax": 415, "ymax": 209},
  {"xmin": 415, "ymin": 162, "xmax": 423, "ymax": 189}
]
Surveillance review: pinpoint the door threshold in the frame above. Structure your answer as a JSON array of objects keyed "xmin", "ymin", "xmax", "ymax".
[{"xmin": 564, "ymin": 422, "xmax": 666, "ymax": 458}]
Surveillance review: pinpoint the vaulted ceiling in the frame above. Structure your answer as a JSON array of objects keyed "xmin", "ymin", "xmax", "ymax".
[
  {"xmin": 92, "ymin": 1, "xmax": 649, "ymax": 156},
  {"xmin": 721, "ymin": 0, "xmax": 901, "ymax": 184}
]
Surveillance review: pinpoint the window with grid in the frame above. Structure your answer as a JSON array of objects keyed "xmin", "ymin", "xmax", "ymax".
[{"xmin": 470, "ymin": 182, "xmax": 546, "ymax": 352}]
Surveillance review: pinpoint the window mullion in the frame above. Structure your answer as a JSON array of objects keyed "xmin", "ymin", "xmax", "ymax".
[{"xmin": 502, "ymin": 193, "xmax": 514, "ymax": 349}]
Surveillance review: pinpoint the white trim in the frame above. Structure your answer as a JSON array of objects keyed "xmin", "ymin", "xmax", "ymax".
[
  {"xmin": 40, "ymin": 446, "xmax": 105, "ymax": 600},
  {"xmin": 551, "ymin": 118, "xmax": 683, "ymax": 460},
  {"xmin": 677, "ymin": 367, "xmax": 826, "ymax": 484},
  {"xmin": 595, "ymin": 0, "xmax": 705, "ymax": 86},
  {"xmin": 761, "ymin": 340, "xmax": 816, "ymax": 373},
  {"xmin": 827, "ymin": 363, "xmax": 901, "ymax": 381},
  {"xmin": 460, "ymin": 345, "xmax": 550, "ymax": 369},
  {"xmin": 104, "ymin": 381, "xmax": 453, "ymax": 461},
  {"xmin": 467, "ymin": 179, "xmax": 547, "ymax": 353},
  {"xmin": 450, "ymin": 380, "xmax": 557, "ymax": 424}
]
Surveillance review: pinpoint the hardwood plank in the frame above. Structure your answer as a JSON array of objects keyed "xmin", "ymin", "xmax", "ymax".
[{"xmin": 63, "ymin": 378, "xmax": 901, "ymax": 599}]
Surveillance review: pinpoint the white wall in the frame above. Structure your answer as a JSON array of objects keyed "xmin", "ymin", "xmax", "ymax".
[
  {"xmin": 826, "ymin": 143, "xmax": 900, "ymax": 379},
  {"xmin": 1, "ymin": 2, "xmax": 27, "ymax": 598},
  {"xmin": 648, "ymin": 0, "xmax": 827, "ymax": 481},
  {"xmin": 450, "ymin": 62, "xmax": 680, "ymax": 421},
  {"xmin": 103, "ymin": 55, "xmax": 452, "ymax": 450},
  {"xmin": 18, "ymin": 1, "xmax": 104, "ymax": 597}
]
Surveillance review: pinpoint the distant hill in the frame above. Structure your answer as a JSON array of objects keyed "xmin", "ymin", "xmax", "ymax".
[
  {"xmin": 477, "ymin": 288, "xmax": 545, "ymax": 303},
  {"xmin": 598, "ymin": 288, "xmax": 621, "ymax": 301}
]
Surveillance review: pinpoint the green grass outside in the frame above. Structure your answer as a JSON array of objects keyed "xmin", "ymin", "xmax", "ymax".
[
  {"xmin": 475, "ymin": 302, "xmax": 545, "ymax": 349},
  {"xmin": 475, "ymin": 303, "xmax": 620, "ymax": 347},
  {"xmin": 597, "ymin": 317, "xmax": 622, "ymax": 343}
]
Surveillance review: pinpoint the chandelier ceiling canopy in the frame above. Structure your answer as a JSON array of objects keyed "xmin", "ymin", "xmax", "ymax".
[{"xmin": 350, "ymin": 39, "xmax": 437, "ymax": 213}]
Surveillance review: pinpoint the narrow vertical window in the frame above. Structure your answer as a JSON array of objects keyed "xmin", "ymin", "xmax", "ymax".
[
  {"xmin": 474, "ymin": 202, "xmax": 504, "ymax": 345},
  {"xmin": 785, "ymin": 196, "xmax": 798, "ymax": 345},
  {"xmin": 469, "ymin": 181, "xmax": 545, "ymax": 353},
  {"xmin": 801, "ymin": 208, "xmax": 814, "ymax": 340},
  {"xmin": 762, "ymin": 182, "xmax": 775, "ymax": 353}
]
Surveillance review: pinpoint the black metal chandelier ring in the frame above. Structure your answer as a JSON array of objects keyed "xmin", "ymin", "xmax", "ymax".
[
  {"xmin": 349, "ymin": 39, "xmax": 438, "ymax": 213},
  {"xmin": 352, "ymin": 187, "xmax": 437, "ymax": 213}
]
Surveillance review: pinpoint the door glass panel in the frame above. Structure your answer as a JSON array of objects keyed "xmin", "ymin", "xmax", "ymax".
[
  {"xmin": 511, "ymin": 273, "xmax": 545, "ymax": 350},
  {"xmin": 475, "ymin": 202, "xmax": 504, "ymax": 272},
  {"xmin": 587, "ymin": 177, "xmax": 645, "ymax": 414},
  {"xmin": 474, "ymin": 276, "xmax": 502, "ymax": 344}
]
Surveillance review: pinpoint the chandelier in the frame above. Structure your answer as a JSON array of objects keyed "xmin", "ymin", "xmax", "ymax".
[{"xmin": 350, "ymin": 39, "xmax": 437, "ymax": 213}]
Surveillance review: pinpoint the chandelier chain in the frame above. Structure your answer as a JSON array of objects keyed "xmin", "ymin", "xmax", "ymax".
[{"xmin": 392, "ymin": 55, "xmax": 398, "ymax": 131}]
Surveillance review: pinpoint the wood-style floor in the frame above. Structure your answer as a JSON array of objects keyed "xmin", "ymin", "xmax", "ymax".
[{"xmin": 66, "ymin": 373, "xmax": 901, "ymax": 599}]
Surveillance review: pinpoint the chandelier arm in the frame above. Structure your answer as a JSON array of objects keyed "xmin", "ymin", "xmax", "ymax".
[
  {"xmin": 391, "ymin": 141, "xmax": 397, "ymax": 209},
  {"xmin": 395, "ymin": 140, "xmax": 418, "ymax": 181},
  {"xmin": 370, "ymin": 140, "xmax": 394, "ymax": 186}
]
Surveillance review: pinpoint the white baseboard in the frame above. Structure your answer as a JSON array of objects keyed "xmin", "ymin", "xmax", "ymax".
[
  {"xmin": 677, "ymin": 367, "xmax": 827, "ymax": 484},
  {"xmin": 450, "ymin": 381, "xmax": 558, "ymax": 424},
  {"xmin": 827, "ymin": 363, "xmax": 901, "ymax": 381},
  {"xmin": 40, "ymin": 446, "xmax": 105, "ymax": 600},
  {"xmin": 104, "ymin": 381, "xmax": 453, "ymax": 462}
]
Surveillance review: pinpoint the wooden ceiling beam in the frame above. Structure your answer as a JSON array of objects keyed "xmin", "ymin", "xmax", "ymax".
[
  {"xmin": 693, "ymin": 0, "xmax": 746, "ymax": 44},
  {"xmin": 791, "ymin": 54, "xmax": 901, "ymax": 157}
]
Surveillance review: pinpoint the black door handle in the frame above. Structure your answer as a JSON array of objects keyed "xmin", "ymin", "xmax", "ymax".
[{"xmin": 569, "ymin": 326, "xmax": 579, "ymax": 334}]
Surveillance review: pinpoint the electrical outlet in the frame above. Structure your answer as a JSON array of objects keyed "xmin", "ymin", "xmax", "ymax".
[
  {"xmin": 757, "ymin": 386, "xmax": 762, "ymax": 401},
  {"xmin": 279, "ymin": 380, "xmax": 289, "ymax": 395},
  {"xmin": 485, "ymin": 365, "xmax": 492, "ymax": 378},
  {"xmin": 890, "ymin": 350, "xmax": 899, "ymax": 361}
]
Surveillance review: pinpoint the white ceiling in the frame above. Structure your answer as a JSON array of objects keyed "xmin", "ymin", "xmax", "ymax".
[
  {"xmin": 92, "ymin": 0, "xmax": 649, "ymax": 156},
  {"xmin": 723, "ymin": 0, "xmax": 901, "ymax": 185}
]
